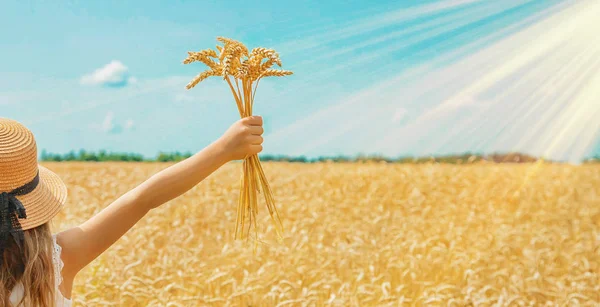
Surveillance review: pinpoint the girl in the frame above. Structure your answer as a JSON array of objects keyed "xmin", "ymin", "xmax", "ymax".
[{"xmin": 0, "ymin": 116, "xmax": 265, "ymax": 306}]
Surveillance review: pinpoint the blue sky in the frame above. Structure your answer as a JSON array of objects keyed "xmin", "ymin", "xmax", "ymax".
[{"xmin": 1, "ymin": 0, "xmax": 599, "ymax": 162}]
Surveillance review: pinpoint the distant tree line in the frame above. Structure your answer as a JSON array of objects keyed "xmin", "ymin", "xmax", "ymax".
[
  {"xmin": 260, "ymin": 152, "xmax": 544, "ymax": 164},
  {"xmin": 40, "ymin": 150, "xmax": 192, "ymax": 162},
  {"xmin": 37, "ymin": 150, "xmax": 600, "ymax": 164}
]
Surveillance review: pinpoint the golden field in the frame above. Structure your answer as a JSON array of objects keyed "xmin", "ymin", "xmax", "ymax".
[{"xmin": 45, "ymin": 162, "xmax": 600, "ymax": 306}]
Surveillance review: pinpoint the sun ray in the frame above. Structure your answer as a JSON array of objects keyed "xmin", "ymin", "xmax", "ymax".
[
  {"xmin": 488, "ymin": 43, "xmax": 599, "ymax": 153},
  {"xmin": 301, "ymin": 1, "xmax": 529, "ymax": 66},
  {"xmin": 471, "ymin": 42, "xmax": 600, "ymax": 155},
  {"xmin": 278, "ymin": 0, "xmax": 484, "ymax": 54},
  {"xmin": 370, "ymin": 1, "xmax": 599, "ymax": 162},
  {"xmin": 421, "ymin": 39, "xmax": 587, "ymax": 155},
  {"xmin": 267, "ymin": 1, "xmax": 599, "ymax": 163}
]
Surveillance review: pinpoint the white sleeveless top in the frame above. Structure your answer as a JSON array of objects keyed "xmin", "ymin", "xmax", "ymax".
[{"xmin": 9, "ymin": 235, "xmax": 72, "ymax": 307}]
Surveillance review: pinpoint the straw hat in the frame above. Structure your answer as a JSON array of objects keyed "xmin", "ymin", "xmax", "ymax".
[{"xmin": 0, "ymin": 118, "xmax": 67, "ymax": 230}]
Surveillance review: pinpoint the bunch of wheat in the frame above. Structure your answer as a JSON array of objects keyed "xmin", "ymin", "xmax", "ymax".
[{"xmin": 183, "ymin": 37, "xmax": 291, "ymax": 241}]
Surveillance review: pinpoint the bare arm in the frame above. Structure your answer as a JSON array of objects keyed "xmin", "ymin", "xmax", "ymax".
[{"xmin": 57, "ymin": 116, "xmax": 264, "ymax": 278}]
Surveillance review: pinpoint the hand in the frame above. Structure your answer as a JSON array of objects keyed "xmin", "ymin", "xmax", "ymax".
[{"xmin": 216, "ymin": 116, "xmax": 264, "ymax": 161}]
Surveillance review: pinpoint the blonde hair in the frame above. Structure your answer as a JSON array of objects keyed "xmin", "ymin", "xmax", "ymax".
[{"xmin": 0, "ymin": 223, "xmax": 55, "ymax": 307}]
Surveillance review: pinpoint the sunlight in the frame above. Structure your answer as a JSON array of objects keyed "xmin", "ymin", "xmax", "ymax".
[
  {"xmin": 302, "ymin": 1, "xmax": 528, "ymax": 66},
  {"xmin": 377, "ymin": 0, "xmax": 600, "ymax": 163},
  {"xmin": 279, "ymin": 0, "xmax": 483, "ymax": 54}
]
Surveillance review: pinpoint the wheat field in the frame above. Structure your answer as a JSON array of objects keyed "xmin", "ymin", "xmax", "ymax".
[{"xmin": 45, "ymin": 162, "xmax": 600, "ymax": 306}]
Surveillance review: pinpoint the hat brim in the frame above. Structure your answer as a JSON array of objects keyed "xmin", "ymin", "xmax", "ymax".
[{"xmin": 15, "ymin": 165, "xmax": 67, "ymax": 230}]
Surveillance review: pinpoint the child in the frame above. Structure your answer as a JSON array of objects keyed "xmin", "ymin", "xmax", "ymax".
[{"xmin": 0, "ymin": 116, "xmax": 265, "ymax": 307}]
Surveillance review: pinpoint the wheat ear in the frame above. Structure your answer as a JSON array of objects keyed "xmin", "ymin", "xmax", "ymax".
[
  {"xmin": 260, "ymin": 69, "xmax": 294, "ymax": 77},
  {"xmin": 185, "ymin": 69, "xmax": 221, "ymax": 89}
]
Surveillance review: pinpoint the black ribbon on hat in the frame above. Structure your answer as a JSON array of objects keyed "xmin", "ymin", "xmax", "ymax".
[{"xmin": 0, "ymin": 171, "xmax": 37, "ymax": 258}]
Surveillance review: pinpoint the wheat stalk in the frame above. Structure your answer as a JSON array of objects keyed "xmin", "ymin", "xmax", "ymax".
[{"xmin": 183, "ymin": 37, "xmax": 293, "ymax": 241}]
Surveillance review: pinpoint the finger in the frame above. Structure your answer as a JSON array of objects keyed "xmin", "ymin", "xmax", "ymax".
[
  {"xmin": 249, "ymin": 126, "xmax": 264, "ymax": 135},
  {"xmin": 243, "ymin": 116, "xmax": 263, "ymax": 126},
  {"xmin": 249, "ymin": 144, "xmax": 263, "ymax": 154},
  {"xmin": 248, "ymin": 135, "xmax": 263, "ymax": 145}
]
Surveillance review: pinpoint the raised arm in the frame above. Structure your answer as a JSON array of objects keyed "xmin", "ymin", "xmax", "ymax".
[{"xmin": 57, "ymin": 116, "xmax": 264, "ymax": 278}]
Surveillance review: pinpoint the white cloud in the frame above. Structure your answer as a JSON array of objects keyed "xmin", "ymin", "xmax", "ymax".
[
  {"xmin": 124, "ymin": 119, "xmax": 135, "ymax": 130},
  {"xmin": 80, "ymin": 60, "xmax": 135, "ymax": 87},
  {"xmin": 100, "ymin": 111, "xmax": 134, "ymax": 134},
  {"xmin": 101, "ymin": 111, "xmax": 117, "ymax": 133}
]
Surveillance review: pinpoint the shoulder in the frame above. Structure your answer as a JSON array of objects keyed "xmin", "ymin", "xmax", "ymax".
[{"xmin": 53, "ymin": 233, "xmax": 75, "ymax": 299}]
